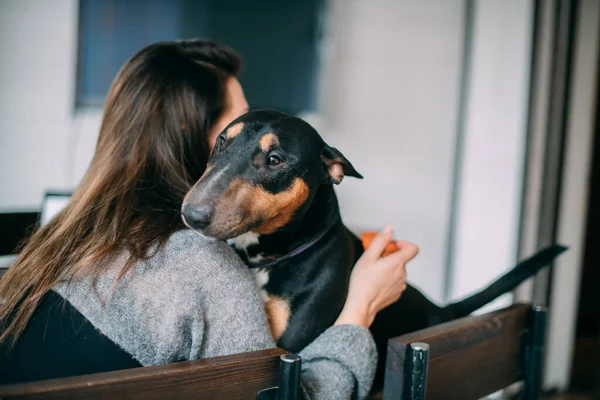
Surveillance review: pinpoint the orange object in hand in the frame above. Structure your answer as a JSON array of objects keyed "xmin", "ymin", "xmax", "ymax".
[{"xmin": 360, "ymin": 231, "xmax": 400, "ymax": 256}]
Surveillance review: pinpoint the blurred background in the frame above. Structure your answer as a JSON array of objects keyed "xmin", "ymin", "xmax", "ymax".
[{"xmin": 0, "ymin": 0, "xmax": 599, "ymax": 397}]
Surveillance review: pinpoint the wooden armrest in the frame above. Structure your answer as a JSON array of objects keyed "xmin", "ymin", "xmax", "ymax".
[
  {"xmin": 0, "ymin": 348, "xmax": 288, "ymax": 400},
  {"xmin": 384, "ymin": 303, "xmax": 535, "ymax": 400}
]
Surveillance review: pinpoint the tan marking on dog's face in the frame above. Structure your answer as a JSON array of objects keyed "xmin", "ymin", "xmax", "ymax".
[
  {"xmin": 226, "ymin": 122, "xmax": 244, "ymax": 139},
  {"xmin": 259, "ymin": 133, "xmax": 279, "ymax": 152},
  {"xmin": 208, "ymin": 177, "xmax": 310, "ymax": 237},
  {"xmin": 251, "ymin": 178, "xmax": 309, "ymax": 234},
  {"xmin": 265, "ymin": 296, "xmax": 290, "ymax": 340}
]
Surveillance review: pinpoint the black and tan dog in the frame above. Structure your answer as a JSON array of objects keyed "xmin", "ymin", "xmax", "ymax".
[{"xmin": 182, "ymin": 109, "xmax": 566, "ymax": 384}]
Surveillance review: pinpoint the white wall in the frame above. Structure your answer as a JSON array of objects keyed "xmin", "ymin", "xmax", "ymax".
[
  {"xmin": 0, "ymin": 0, "xmax": 82, "ymax": 211},
  {"xmin": 318, "ymin": 0, "xmax": 466, "ymax": 303},
  {"xmin": 0, "ymin": 0, "xmax": 468, "ymax": 303},
  {"xmin": 448, "ymin": 0, "xmax": 534, "ymax": 312},
  {"xmin": 318, "ymin": 0, "xmax": 534, "ymax": 306},
  {"xmin": 0, "ymin": 0, "xmax": 535, "ymax": 309}
]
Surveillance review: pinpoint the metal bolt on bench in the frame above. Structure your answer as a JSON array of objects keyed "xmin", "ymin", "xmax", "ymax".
[
  {"xmin": 524, "ymin": 305, "xmax": 547, "ymax": 400},
  {"xmin": 257, "ymin": 353, "xmax": 302, "ymax": 400},
  {"xmin": 404, "ymin": 343, "xmax": 430, "ymax": 400}
]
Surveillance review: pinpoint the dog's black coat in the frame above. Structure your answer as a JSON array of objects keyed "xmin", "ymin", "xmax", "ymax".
[{"xmin": 182, "ymin": 110, "xmax": 566, "ymax": 387}]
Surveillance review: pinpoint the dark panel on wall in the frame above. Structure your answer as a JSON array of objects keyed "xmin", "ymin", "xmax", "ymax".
[{"xmin": 76, "ymin": 0, "xmax": 323, "ymax": 115}]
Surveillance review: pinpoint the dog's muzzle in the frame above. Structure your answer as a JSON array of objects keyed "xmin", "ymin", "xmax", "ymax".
[{"xmin": 181, "ymin": 204, "xmax": 213, "ymax": 231}]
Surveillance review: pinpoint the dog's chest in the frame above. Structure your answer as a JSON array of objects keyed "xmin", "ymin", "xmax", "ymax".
[
  {"xmin": 251, "ymin": 268, "xmax": 271, "ymax": 300},
  {"xmin": 229, "ymin": 232, "xmax": 293, "ymax": 341},
  {"xmin": 228, "ymin": 232, "xmax": 272, "ymax": 297}
]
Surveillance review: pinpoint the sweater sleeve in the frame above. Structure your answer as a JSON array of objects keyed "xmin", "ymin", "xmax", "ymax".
[{"xmin": 299, "ymin": 325, "xmax": 377, "ymax": 400}]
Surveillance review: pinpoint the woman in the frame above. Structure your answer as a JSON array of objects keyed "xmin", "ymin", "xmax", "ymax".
[{"xmin": 0, "ymin": 40, "xmax": 418, "ymax": 398}]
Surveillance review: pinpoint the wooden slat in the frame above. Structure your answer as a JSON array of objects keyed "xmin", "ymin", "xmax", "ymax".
[
  {"xmin": 0, "ymin": 348, "xmax": 287, "ymax": 400},
  {"xmin": 384, "ymin": 304, "xmax": 530, "ymax": 400}
]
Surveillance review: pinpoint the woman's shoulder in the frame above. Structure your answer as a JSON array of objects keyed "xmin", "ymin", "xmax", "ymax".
[
  {"xmin": 55, "ymin": 229, "xmax": 268, "ymax": 366},
  {"xmin": 161, "ymin": 229, "xmax": 224, "ymax": 252},
  {"xmin": 142, "ymin": 229, "xmax": 254, "ymax": 292},
  {"xmin": 159, "ymin": 229, "xmax": 244, "ymax": 266}
]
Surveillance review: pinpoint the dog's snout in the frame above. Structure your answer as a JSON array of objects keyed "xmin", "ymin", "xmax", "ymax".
[{"xmin": 182, "ymin": 204, "xmax": 213, "ymax": 230}]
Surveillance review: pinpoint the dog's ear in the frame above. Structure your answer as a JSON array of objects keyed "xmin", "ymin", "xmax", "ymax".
[{"xmin": 320, "ymin": 145, "xmax": 363, "ymax": 185}]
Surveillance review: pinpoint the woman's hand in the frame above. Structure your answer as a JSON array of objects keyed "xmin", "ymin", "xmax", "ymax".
[{"xmin": 334, "ymin": 225, "xmax": 418, "ymax": 328}]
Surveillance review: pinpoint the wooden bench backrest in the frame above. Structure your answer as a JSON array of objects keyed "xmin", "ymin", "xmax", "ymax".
[
  {"xmin": 383, "ymin": 304, "xmax": 540, "ymax": 400},
  {"xmin": 0, "ymin": 348, "xmax": 286, "ymax": 400}
]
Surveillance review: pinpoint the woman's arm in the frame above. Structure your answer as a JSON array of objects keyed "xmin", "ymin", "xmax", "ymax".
[
  {"xmin": 298, "ymin": 227, "xmax": 418, "ymax": 399},
  {"xmin": 191, "ymin": 234, "xmax": 377, "ymax": 399},
  {"xmin": 299, "ymin": 324, "xmax": 377, "ymax": 400},
  {"xmin": 198, "ymin": 227, "xmax": 416, "ymax": 399}
]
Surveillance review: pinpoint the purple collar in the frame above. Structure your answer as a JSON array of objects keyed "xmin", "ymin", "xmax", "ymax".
[{"xmin": 246, "ymin": 223, "xmax": 338, "ymax": 269}]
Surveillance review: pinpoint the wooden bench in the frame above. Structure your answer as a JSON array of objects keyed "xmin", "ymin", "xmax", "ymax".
[
  {"xmin": 0, "ymin": 304, "xmax": 545, "ymax": 399},
  {"xmin": 382, "ymin": 303, "xmax": 547, "ymax": 400},
  {"xmin": 0, "ymin": 348, "xmax": 302, "ymax": 400}
]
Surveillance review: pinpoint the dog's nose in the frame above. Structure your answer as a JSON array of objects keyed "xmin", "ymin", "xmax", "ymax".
[{"xmin": 182, "ymin": 204, "xmax": 212, "ymax": 230}]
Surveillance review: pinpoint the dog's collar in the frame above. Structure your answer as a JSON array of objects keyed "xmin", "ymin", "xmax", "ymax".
[{"xmin": 246, "ymin": 223, "xmax": 338, "ymax": 269}]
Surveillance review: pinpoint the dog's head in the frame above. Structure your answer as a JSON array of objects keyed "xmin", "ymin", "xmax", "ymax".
[{"xmin": 181, "ymin": 109, "xmax": 362, "ymax": 240}]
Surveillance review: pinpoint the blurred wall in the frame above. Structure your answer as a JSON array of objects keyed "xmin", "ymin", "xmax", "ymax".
[
  {"xmin": 316, "ymin": 0, "xmax": 465, "ymax": 303},
  {"xmin": 0, "ymin": 0, "xmax": 468, "ymax": 303},
  {"xmin": 0, "ymin": 0, "xmax": 79, "ymax": 210},
  {"xmin": 316, "ymin": 0, "xmax": 533, "ymax": 305},
  {"xmin": 447, "ymin": 0, "xmax": 534, "ymax": 312},
  {"xmin": 0, "ymin": 0, "xmax": 533, "ymax": 306}
]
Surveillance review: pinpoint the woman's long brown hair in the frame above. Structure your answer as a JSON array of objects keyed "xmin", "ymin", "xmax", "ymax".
[{"xmin": 0, "ymin": 40, "xmax": 241, "ymax": 345}]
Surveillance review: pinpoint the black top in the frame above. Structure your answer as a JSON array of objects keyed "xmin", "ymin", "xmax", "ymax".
[{"xmin": 0, "ymin": 290, "xmax": 141, "ymax": 385}]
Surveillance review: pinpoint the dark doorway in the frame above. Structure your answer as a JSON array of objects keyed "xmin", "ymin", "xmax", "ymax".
[{"xmin": 570, "ymin": 56, "xmax": 600, "ymax": 394}]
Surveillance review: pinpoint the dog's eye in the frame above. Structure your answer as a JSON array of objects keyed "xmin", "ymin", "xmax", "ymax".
[
  {"xmin": 215, "ymin": 136, "xmax": 226, "ymax": 152},
  {"xmin": 267, "ymin": 155, "xmax": 283, "ymax": 166}
]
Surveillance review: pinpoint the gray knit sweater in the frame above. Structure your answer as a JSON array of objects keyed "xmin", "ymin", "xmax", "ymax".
[{"xmin": 54, "ymin": 229, "xmax": 377, "ymax": 399}]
